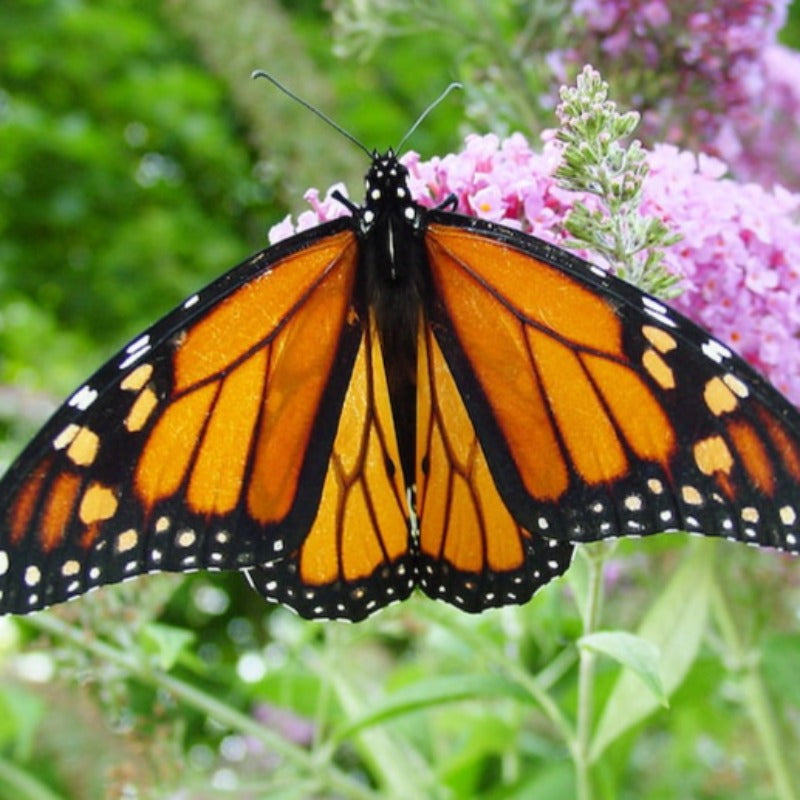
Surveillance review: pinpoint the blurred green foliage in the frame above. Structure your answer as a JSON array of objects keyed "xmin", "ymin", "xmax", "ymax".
[
  {"xmin": 0, "ymin": 0, "xmax": 465, "ymax": 457},
  {"xmin": 1, "ymin": 2, "xmax": 800, "ymax": 800}
]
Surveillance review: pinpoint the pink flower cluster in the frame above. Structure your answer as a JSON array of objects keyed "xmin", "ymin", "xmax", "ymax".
[
  {"xmin": 555, "ymin": 0, "xmax": 800, "ymax": 189},
  {"xmin": 725, "ymin": 44, "xmax": 800, "ymax": 189},
  {"xmin": 271, "ymin": 132, "xmax": 800, "ymax": 403},
  {"xmin": 645, "ymin": 143, "xmax": 800, "ymax": 402}
]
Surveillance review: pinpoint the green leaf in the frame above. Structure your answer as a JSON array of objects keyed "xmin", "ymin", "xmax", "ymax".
[
  {"xmin": 579, "ymin": 630, "xmax": 666, "ymax": 704},
  {"xmin": 589, "ymin": 538, "xmax": 715, "ymax": 761},
  {"xmin": 140, "ymin": 622, "xmax": 196, "ymax": 671},
  {"xmin": 761, "ymin": 632, "xmax": 800, "ymax": 707},
  {"xmin": 332, "ymin": 674, "xmax": 530, "ymax": 743}
]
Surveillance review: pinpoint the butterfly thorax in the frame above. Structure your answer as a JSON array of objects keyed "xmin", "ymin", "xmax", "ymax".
[{"xmin": 357, "ymin": 149, "xmax": 430, "ymax": 487}]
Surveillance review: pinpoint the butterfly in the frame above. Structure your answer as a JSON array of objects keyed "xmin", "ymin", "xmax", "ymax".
[{"xmin": 2, "ymin": 96, "xmax": 800, "ymax": 622}]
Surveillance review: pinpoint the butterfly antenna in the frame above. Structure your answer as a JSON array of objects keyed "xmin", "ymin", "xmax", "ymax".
[
  {"xmin": 396, "ymin": 82, "xmax": 462, "ymax": 153},
  {"xmin": 252, "ymin": 70, "xmax": 372, "ymax": 158}
]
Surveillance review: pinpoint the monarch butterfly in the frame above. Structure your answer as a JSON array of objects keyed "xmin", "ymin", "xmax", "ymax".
[{"xmin": 2, "ymin": 83, "xmax": 800, "ymax": 622}]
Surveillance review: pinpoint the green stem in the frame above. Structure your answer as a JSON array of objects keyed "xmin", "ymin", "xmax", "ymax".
[
  {"xmin": 710, "ymin": 582, "xmax": 799, "ymax": 800},
  {"xmin": 574, "ymin": 542, "xmax": 613, "ymax": 800},
  {"xmin": 416, "ymin": 603, "xmax": 576, "ymax": 745},
  {"xmin": 318, "ymin": 626, "xmax": 431, "ymax": 799},
  {"xmin": 22, "ymin": 612, "xmax": 380, "ymax": 800}
]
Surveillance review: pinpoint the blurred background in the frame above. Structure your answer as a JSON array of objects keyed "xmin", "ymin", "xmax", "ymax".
[{"xmin": 2, "ymin": 2, "xmax": 800, "ymax": 798}]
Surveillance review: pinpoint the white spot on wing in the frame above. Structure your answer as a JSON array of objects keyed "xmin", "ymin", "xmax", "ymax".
[
  {"xmin": 69, "ymin": 385, "xmax": 99, "ymax": 411},
  {"xmin": 126, "ymin": 334, "xmax": 150, "ymax": 355},
  {"xmin": 62, "ymin": 559, "xmax": 80, "ymax": 577},
  {"xmin": 741, "ymin": 507, "xmax": 759, "ymax": 523},
  {"xmin": 643, "ymin": 308, "xmax": 677, "ymax": 328},
  {"xmin": 642, "ymin": 296, "xmax": 677, "ymax": 328},
  {"xmin": 624, "ymin": 495, "xmax": 643, "ymax": 512},
  {"xmin": 702, "ymin": 339, "xmax": 732, "ymax": 364},
  {"xmin": 119, "ymin": 334, "xmax": 152, "ymax": 370},
  {"xmin": 723, "ymin": 373, "xmax": 749, "ymax": 398},
  {"xmin": 183, "ymin": 294, "xmax": 200, "ymax": 309},
  {"xmin": 119, "ymin": 350, "xmax": 147, "ymax": 370},
  {"xmin": 53, "ymin": 424, "xmax": 80, "ymax": 451},
  {"xmin": 25, "ymin": 566, "xmax": 41, "ymax": 587},
  {"xmin": 643, "ymin": 296, "xmax": 667, "ymax": 314},
  {"xmin": 177, "ymin": 529, "xmax": 196, "ymax": 548},
  {"xmin": 155, "ymin": 516, "xmax": 171, "ymax": 534}
]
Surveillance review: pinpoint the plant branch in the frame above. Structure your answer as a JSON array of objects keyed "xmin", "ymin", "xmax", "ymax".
[
  {"xmin": 710, "ymin": 581, "xmax": 799, "ymax": 800},
  {"xmin": 21, "ymin": 612, "xmax": 380, "ymax": 800}
]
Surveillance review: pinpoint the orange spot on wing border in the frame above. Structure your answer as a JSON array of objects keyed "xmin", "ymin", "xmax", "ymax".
[
  {"xmin": 756, "ymin": 404, "xmax": 800, "ymax": 482},
  {"xmin": 9, "ymin": 461, "xmax": 51, "ymax": 545},
  {"xmin": 727, "ymin": 418, "xmax": 775, "ymax": 495},
  {"xmin": 41, "ymin": 472, "xmax": 82, "ymax": 552}
]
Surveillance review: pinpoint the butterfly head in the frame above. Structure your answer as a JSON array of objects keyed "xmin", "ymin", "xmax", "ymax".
[
  {"xmin": 360, "ymin": 150, "xmax": 422, "ymax": 234},
  {"xmin": 358, "ymin": 150, "xmax": 428, "ymax": 347}
]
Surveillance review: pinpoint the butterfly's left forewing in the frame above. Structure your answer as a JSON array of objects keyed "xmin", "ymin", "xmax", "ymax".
[{"xmin": 0, "ymin": 225, "xmax": 371, "ymax": 614}]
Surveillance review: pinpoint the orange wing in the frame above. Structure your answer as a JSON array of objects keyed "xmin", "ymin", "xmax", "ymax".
[
  {"xmin": 423, "ymin": 219, "xmax": 800, "ymax": 553},
  {"xmin": 246, "ymin": 311, "xmax": 414, "ymax": 620},
  {"xmin": 0, "ymin": 225, "xmax": 405, "ymax": 616},
  {"xmin": 416, "ymin": 322, "xmax": 574, "ymax": 611}
]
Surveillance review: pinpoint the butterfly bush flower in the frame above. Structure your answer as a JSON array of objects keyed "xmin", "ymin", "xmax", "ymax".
[
  {"xmin": 553, "ymin": 0, "xmax": 800, "ymax": 189},
  {"xmin": 727, "ymin": 44, "xmax": 800, "ymax": 189},
  {"xmin": 271, "ymin": 131, "xmax": 800, "ymax": 403}
]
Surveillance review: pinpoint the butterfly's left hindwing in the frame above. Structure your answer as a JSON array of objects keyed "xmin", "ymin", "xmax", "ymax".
[
  {"xmin": 247, "ymin": 314, "xmax": 415, "ymax": 620},
  {"xmin": 423, "ymin": 215, "xmax": 800, "ymax": 554},
  {"xmin": 0, "ymin": 223, "xmax": 367, "ymax": 614}
]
